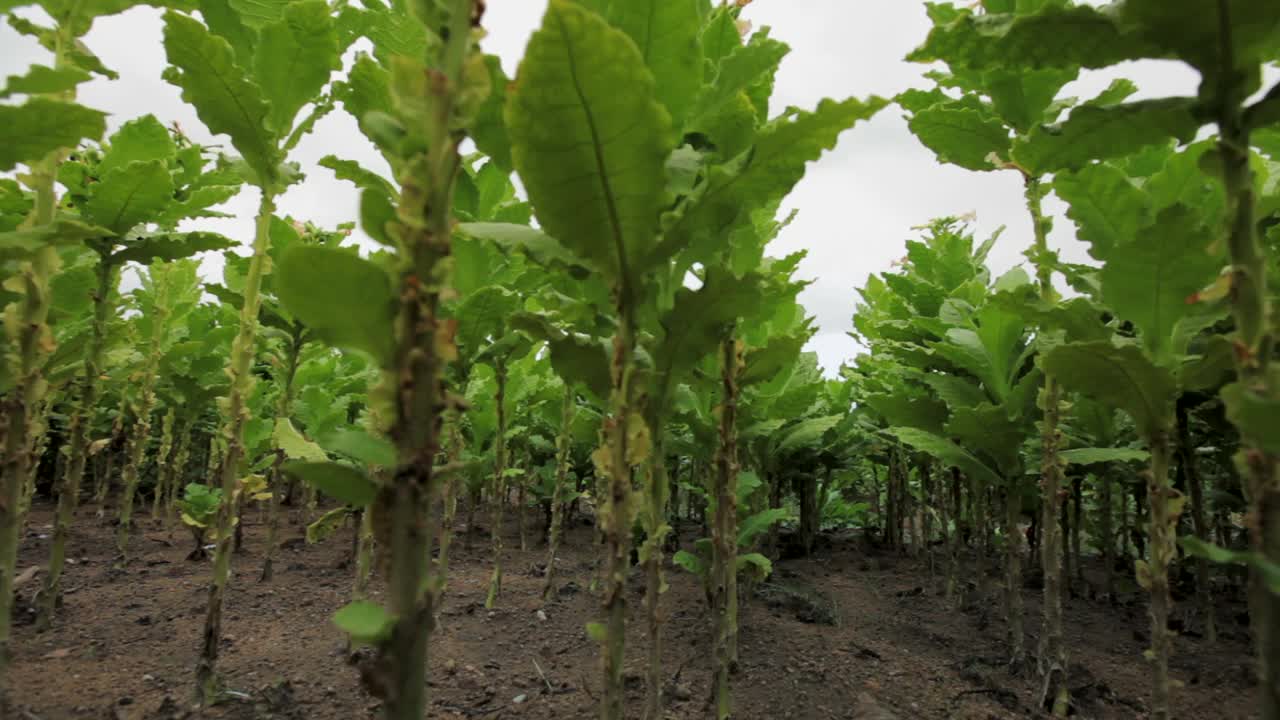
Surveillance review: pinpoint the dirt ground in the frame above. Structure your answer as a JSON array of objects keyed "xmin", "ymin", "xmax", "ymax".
[{"xmin": 9, "ymin": 499, "xmax": 1258, "ymax": 719}]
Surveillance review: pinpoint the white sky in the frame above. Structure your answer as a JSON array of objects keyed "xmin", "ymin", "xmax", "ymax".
[{"xmin": 2, "ymin": 1, "xmax": 1274, "ymax": 375}]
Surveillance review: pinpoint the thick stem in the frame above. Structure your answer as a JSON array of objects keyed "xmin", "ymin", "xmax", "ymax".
[
  {"xmin": 710, "ymin": 334, "xmax": 741, "ymax": 720},
  {"xmin": 1146, "ymin": 429, "xmax": 1176, "ymax": 720},
  {"xmin": 373, "ymin": 4, "xmax": 475, "ymax": 716},
  {"xmin": 600, "ymin": 309, "xmax": 637, "ymax": 720},
  {"xmin": 543, "ymin": 384, "xmax": 575, "ymax": 602},
  {"xmin": 152, "ymin": 409, "xmax": 176, "ymax": 521},
  {"xmin": 1212, "ymin": 8, "xmax": 1279, "ymax": 711},
  {"xmin": 485, "ymin": 359, "xmax": 507, "ymax": 610},
  {"xmin": 38, "ymin": 260, "xmax": 117, "ymax": 629},
  {"xmin": 1102, "ymin": 468, "xmax": 1116, "ymax": 603},
  {"xmin": 1003, "ymin": 482, "xmax": 1025, "ymax": 673},
  {"xmin": 642, "ymin": 435, "xmax": 670, "ymax": 720},
  {"xmin": 194, "ymin": 191, "xmax": 276, "ymax": 704},
  {"xmin": 1176, "ymin": 401, "xmax": 1215, "ymax": 643}
]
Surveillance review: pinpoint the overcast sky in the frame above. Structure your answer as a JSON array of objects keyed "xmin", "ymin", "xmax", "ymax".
[{"xmin": 3, "ymin": 1, "xmax": 1273, "ymax": 375}]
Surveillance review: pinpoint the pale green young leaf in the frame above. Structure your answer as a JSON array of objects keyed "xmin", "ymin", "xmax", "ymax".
[
  {"xmin": 274, "ymin": 417, "xmax": 327, "ymax": 461},
  {"xmin": 333, "ymin": 600, "xmax": 393, "ymax": 641},
  {"xmin": 506, "ymin": 0, "xmax": 673, "ymax": 285},
  {"xmin": 320, "ymin": 428, "xmax": 396, "ymax": 468},
  {"xmin": 0, "ymin": 218, "xmax": 114, "ymax": 260},
  {"xmin": 1041, "ymin": 341, "xmax": 1175, "ymax": 439},
  {"xmin": 275, "ymin": 245, "xmax": 395, "ymax": 366},
  {"xmin": 0, "ymin": 97, "xmax": 106, "ymax": 171},
  {"xmin": 457, "ymin": 222, "xmax": 589, "ymax": 274},
  {"xmin": 162, "ymin": 11, "xmax": 277, "ymax": 185}
]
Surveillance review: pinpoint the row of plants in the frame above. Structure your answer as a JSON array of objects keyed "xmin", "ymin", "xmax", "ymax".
[{"xmin": 1, "ymin": 0, "xmax": 1278, "ymax": 719}]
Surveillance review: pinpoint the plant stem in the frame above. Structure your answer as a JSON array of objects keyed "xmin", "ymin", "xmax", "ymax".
[
  {"xmin": 152, "ymin": 409, "xmax": 176, "ymax": 521},
  {"xmin": 486, "ymin": 358, "xmax": 507, "ymax": 610},
  {"xmin": 642, "ymin": 432, "xmax": 669, "ymax": 720},
  {"xmin": 543, "ymin": 384, "xmax": 575, "ymax": 602},
  {"xmin": 38, "ymin": 259, "xmax": 118, "ymax": 629},
  {"xmin": 710, "ymin": 334, "xmax": 741, "ymax": 720},
  {"xmin": 260, "ymin": 333, "xmax": 303, "ymax": 582},
  {"xmin": 194, "ymin": 191, "xmax": 276, "ymax": 704},
  {"xmin": 1002, "ymin": 480, "xmax": 1025, "ymax": 673},
  {"xmin": 1146, "ymin": 428, "xmax": 1176, "ymax": 720},
  {"xmin": 116, "ymin": 266, "xmax": 172, "ymax": 562},
  {"xmin": 374, "ymin": 3, "xmax": 475, "ymax": 716},
  {"xmin": 1213, "ymin": 7, "xmax": 1279, "ymax": 713},
  {"xmin": 1176, "ymin": 400, "xmax": 1215, "ymax": 642}
]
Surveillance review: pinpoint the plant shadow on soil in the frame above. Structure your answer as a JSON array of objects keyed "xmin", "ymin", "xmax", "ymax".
[{"xmin": 10, "ymin": 500, "xmax": 1258, "ymax": 719}]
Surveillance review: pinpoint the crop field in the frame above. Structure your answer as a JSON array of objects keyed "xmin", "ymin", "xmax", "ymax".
[{"xmin": 0, "ymin": 1, "xmax": 1278, "ymax": 719}]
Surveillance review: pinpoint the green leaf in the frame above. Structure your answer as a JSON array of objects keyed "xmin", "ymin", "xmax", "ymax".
[
  {"xmin": 1053, "ymin": 163, "xmax": 1149, "ymax": 260},
  {"xmin": 254, "ymin": 0, "xmax": 340, "ymax": 135},
  {"xmin": 1012, "ymin": 98, "xmax": 1202, "ymax": 175},
  {"xmin": 0, "ymin": 217, "xmax": 115, "ymax": 260},
  {"xmin": 457, "ymin": 222, "xmax": 589, "ymax": 273},
  {"xmin": 162, "ymin": 11, "xmax": 278, "ymax": 186},
  {"xmin": 738, "ymin": 508, "xmax": 791, "ymax": 546},
  {"xmin": 283, "ymin": 460, "xmax": 377, "ymax": 506},
  {"xmin": 652, "ymin": 269, "xmax": 761, "ymax": 405},
  {"xmin": 887, "ymin": 426, "xmax": 1003, "ymax": 488},
  {"xmin": 606, "ymin": 0, "xmax": 703, "ymax": 124},
  {"xmin": 658, "ymin": 95, "xmax": 887, "ymax": 269},
  {"xmin": 0, "ymin": 98, "xmax": 106, "ymax": 171},
  {"xmin": 83, "ymin": 160, "xmax": 174, "ymax": 234},
  {"xmin": 775, "ymin": 415, "xmax": 842, "ymax": 455},
  {"xmin": 1097, "ymin": 205, "xmax": 1220, "ymax": 363},
  {"xmin": 275, "ymin": 245, "xmax": 395, "ymax": 366},
  {"xmin": 903, "ymin": 102, "xmax": 1011, "ymax": 171},
  {"xmin": 320, "ymin": 428, "xmax": 397, "ymax": 468},
  {"xmin": 455, "ymin": 285, "xmax": 519, "ymax": 350},
  {"xmin": 1041, "ymin": 341, "xmax": 1175, "ymax": 439},
  {"xmin": 741, "ymin": 334, "xmax": 805, "ymax": 386},
  {"xmin": 923, "ymin": 374, "xmax": 986, "ymax": 410},
  {"xmin": 1221, "ymin": 378, "xmax": 1280, "ymax": 455},
  {"xmin": 907, "ymin": 4, "xmax": 1158, "ymax": 71},
  {"xmin": 471, "ymin": 55, "xmax": 512, "ymax": 170},
  {"xmin": 1060, "ymin": 447, "xmax": 1150, "ymax": 465},
  {"xmin": 736, "ymin": 552, "xmax": 773, "ymax": 581},
  {"xmin": 333, "ymin": 600, "xmax": 393, "ymax": 642},
  {"xmin": 273, "ymin": 417, "xmax": 327, "ymax": 461},
  {"xmin": 506, "ymin": 0, "xmax": 673, "ymax": 284},
  {"xmin": 864, "ymin": 393, "xmax": 948, "ymax": 435},
  {"xmin": 306, "ymin": 506, "xmax": 352, "ymax": 543},
  {"xmin": 319, "ymin": 155, "xmax": 395, "ymax": 198},
  {"xmin": 0, "ymin": 64, "xmax": 92, "ymax": 99},
  {"xmin": 99, "ymin": 115, "xmax": 176, "ymax": 176},
  {"xmin": 672, "ymin": 549, "xmax": 706, "ymax": 577},
  {"xmin": 1180, "ymin": 536, "xmax": 1280, "ymax": 595},
  {"xmin": 112, "ymin": 231, "xmax": 236, "ymax": 264}
]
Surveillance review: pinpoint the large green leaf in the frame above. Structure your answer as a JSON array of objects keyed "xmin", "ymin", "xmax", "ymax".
[
  {"xmin": 1012, "ymin": 98, "xmax": 1201, "ymax": 174},
  {"xmin": 506, "ymin": 0, "xmax": 673, "ymax": 285},
  {"xmin": 864, "ymin": 393, "xmax": 947, "ymax": 435},
  {"xmin": 457, "ymin": 222, "xmax": 588, "ymax": 274},
  {"xmin": 274, "ymin": 417, "xmax": 327, "ymax": 461},
  {"xmin": 254, "ymin": 0, "xmax": 340, "ymax": 135},
  {"xmin": 83, "ymin": 160, "xmax": 174, "ymax": 233},
  {"xmin": 652, "ymin": 269, "xmax": 761, "ymax": 405},
  {"xmin": 99, "ymin": 115, "xmax": 176, "ymax": 176},
  {"xmin": 0, "ymin": 65, "xmax": 92, "ymax": 99},
  {"xmin": 775, "ymin": 415, "xmax": 842, "ymax": 455},
  {"xmin": 887, "ymin": 426, "xmax": 1003, "ymax": 488},
  {"xmin": 275, "ymin": 245, "xmax": 395, "ymax": 366},
  {"xmin": 455, "ymin": 285, "xmax": 519, "ymax": 351},
  {"xmin": 1053, "ymin": 163, "xmax": 1150, "ymax": 260},
  {"xmin": 1097, "ymin": 205, "xmax": 1220, "ymax": 363},
  {"xmin": 1221, "ymin": 377, "xmax": 1280, "ymax": 455},
  {"xmin": 1060, "ymin": 447, "xmax": 1150, "ymax": 465},
  {"xmin": 283, "ymin": 460, "xmax": 377, "ymax": 506},
  {"xmin": 0, "ymin": 98, "xmax": 106, "ymax": 171},
  {"xmin": 903, "ymin": 101, "xmax": 1011, "ymax": 171},
  {"xmin": 0, "ymin": 218, "xmax": 115, "ymax": 260},
  {"xmin": 162, "ymin": 11, "xmax": 278, "ymax": 185},
  {"xmin": 1041, "ymin": 341, "xmax": 1175, "ymax": 439},
  {"xmin": 606, "ymin": 0, "xmax": 703, "ymax": 124},
  {"xmin": 112, "ymin": 231, "xmax": 236, "ymax": 264}
]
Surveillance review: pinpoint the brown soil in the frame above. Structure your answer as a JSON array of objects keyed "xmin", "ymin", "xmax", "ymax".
[{"xmin": 10, "ymin": 500, "xmax": 1257, "ymax": 719}]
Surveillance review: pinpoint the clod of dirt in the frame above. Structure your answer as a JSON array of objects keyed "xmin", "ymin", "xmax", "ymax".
[{"xmin": 852, "ymin": 692, "xmax": 898, "ymax": 719}]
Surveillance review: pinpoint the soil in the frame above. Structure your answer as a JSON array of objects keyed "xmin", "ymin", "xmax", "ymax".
[{"xmin": 10, "ymin": 500, "xmax": 1258, "ymax": 719}]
